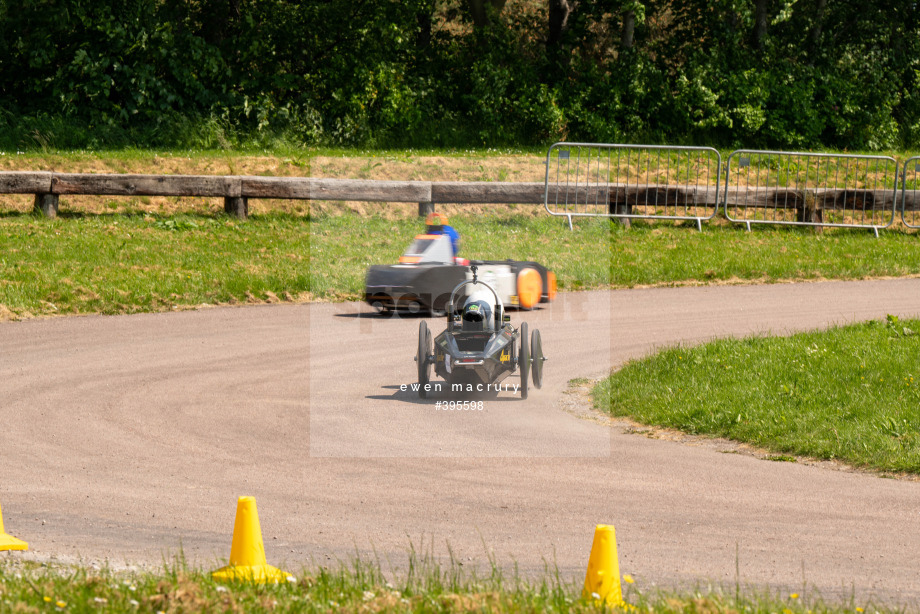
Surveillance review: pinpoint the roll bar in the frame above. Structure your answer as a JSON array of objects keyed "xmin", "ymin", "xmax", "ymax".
[{"xmin": 447, "ymin": 265, "xmax": 504, "ymax": 328}]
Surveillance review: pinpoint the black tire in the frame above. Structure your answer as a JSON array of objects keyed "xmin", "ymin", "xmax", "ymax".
[
  {"xmin": 417, "ymin": 321, "xmax": 432, "ymax": 398},
  {"xmin": 531, "ymin": 329, "xmax": 544, "ymax": 389},
  {"xmin": 377, "ymin": 296, "xmax": 395, "ymax": 318},
  {"xmin": 432, "ymin": 293, "xmax": 451, "ymax": 314},
  {"xmin": 518, "ymin": 322, "xmax": 530, "ymax": 400},
  {"xmin": 371, "ymin": 298, "xmax": 393, "ymax": 317}
]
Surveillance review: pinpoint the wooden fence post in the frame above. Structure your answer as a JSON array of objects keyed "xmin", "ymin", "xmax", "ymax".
[
  {"xmin": 33, "ymin": 194, "xmax": 59, "ymax": 218},
  {"xmin": 609, "ymin": 197, "xmax": 631, "ymax": 228},
  {"xmin": 418, "ymin": 201, "xmax": 435, "ymax": 217},
  {"xmin": 224, "ymin": 196, "xmax": 248, "ymax": 219}
]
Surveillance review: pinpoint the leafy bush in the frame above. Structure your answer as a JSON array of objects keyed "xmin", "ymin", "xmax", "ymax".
[{"xmin": 0, "ymin": 0, "xmax": 917, "ymax": 150}]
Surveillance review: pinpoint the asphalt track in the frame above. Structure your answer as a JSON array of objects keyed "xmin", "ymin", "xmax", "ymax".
[{"xmin": 2, "ymin": 279, "xmax": 919, "ymax": 603}]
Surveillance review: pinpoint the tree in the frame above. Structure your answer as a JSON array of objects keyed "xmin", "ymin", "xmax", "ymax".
[
  {"xmin": 465, "ymin": 0, "xmax": 507, "ymax": 29},
  {"xmin": 548, "ymin": 0, "xmax": 577, "ymax": 45},
  {"xmin": 752, "ymin": 0, "xmax": 769, "ymax": 49}
]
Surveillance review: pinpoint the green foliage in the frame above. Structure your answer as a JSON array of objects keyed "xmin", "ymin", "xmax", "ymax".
[{"xmin": 0, "ymin": 0, "xmax": 918, "ymax": 150}]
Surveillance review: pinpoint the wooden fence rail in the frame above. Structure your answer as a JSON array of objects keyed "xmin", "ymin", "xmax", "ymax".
[
  {"xmin": 0, "ymin": 172, "xmax": 556, "ymax": 218},
  {"xmin": 1, "ymin": 171, "xmax": 917, "ymax": 220}
]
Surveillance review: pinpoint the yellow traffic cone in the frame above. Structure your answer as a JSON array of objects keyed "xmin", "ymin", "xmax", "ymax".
[
  {"xmin": 0, "ymin": 502, "xmax": 28, "ymax": 551},
  {"xmin": 582, "ymin": 524, "xmax": 624, "ymax": 607},
  {"xmin": 211, "ymin": 496, "xmax": 290, "ymax": 583}
]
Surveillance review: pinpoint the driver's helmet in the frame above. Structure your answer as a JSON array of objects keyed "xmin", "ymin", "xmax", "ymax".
[
  {"xmin": 425, "ymin": 212, "xmax": 448, "ymax": 226},
  {"xmin": 425, "ymin": 212, "xmax": 448, "ymax": 233},
  {"xmin": 461, "ymin": 290, "xmax": 494, "ymax": 332}
]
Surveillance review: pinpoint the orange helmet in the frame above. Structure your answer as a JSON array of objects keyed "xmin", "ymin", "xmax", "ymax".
[{"xmin": 425, "ymin": 212, "xmax": 449, "ymax": 226}]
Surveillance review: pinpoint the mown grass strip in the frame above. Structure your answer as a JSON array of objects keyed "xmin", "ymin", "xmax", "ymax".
[
  {"xmin": 607, "ymin": 221, "xmax": 920, "ymax": 286},
  {"xmin": 594, "ymin": 317, "xmax": 920, "ymax": 473},
  {"xmin": 2, "ymin": 210, "xmax": 919, "ymax": 318},
  {"xmin": 0, "ymin": 212, "xmax": 613, "ymax": 318},
  {"xmin": 0, "ymin": 556, "xmax": 899, "ymax": 614},
  {"xmin": 0, "ymin": 212, "xmax": 311, "ymax": 317}
]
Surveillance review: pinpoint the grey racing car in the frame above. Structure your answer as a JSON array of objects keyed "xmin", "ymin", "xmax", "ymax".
[{"xmin": 414, "ymin": 266, "xmax": 546, "ymax": 399}]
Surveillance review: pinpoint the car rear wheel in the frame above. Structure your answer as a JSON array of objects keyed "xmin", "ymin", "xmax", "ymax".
[
  {"xmin": 531, "ymin": 328, "xmax": 545, "ymax": 389},
  {"xmin": 518, "ymin": 322, "xmax": 530, "ymax": 400},
  {"xmin": 374, "ymin": 295, "xmax": 395, "ymax": 317},
  {"xmin": 417, "ymin": 321, "xmax": 432, "ymax": 398},
  {"xmin": 516, "ymin": 268, "xmax": 543, "ymax": 310}
]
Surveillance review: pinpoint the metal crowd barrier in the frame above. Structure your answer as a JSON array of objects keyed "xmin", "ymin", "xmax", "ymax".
[
  {"xmin": 723, "ymin": 150, "xmax": 900, "ymax": 236},
  {"xmin": 901, "ymin": 156, "xmax": 920, "ymax": 229},
  {"xmin": 544, "ymin": 143, "xmax": 722, "ymax": 231}
]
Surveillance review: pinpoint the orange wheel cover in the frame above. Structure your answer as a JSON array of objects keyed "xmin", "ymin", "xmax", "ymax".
[
  {"xmin": 517, "ymin": 268, "xmax": 543, "ymax": 309},
  {"xmin": 547, "ymin": 271, "xmax": 557, "ymax": 301}
]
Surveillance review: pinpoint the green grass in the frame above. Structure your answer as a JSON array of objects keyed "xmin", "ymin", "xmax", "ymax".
[
  {"xmin": 0, "ymin": 212, "xmax": 614, "ymax": 318},
  {"xmin": 593, "ymin": 316, "xmax": 920, "ymax": 473},
  {"xmin": 608, "ymin": 221, "xmax": 920, "ymax": 285},
  {"xmin": 3, "ymin": 210, "xmax": 920, "ymax": 318},
  {"xmin": 0, "ymin": 555, "xmax": 900, "ymax": 614},
  {"xmin": 309, "ymin": 213, "xmax": 612, "ymax": 304},
  {"xmin": 0, "ymin": 212, "xmax": 311, "ymax": 317}
]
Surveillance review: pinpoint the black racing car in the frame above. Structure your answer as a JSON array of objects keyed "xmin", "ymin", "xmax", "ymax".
[{"xmin": 366, "ymin": 232, "xmax": 556, "ymax": 315}]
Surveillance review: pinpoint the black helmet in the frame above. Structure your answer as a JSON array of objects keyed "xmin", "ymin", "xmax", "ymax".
[{"xmin": 462, "ymin": 300, "xmax": 492, "ymax": 331}]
